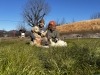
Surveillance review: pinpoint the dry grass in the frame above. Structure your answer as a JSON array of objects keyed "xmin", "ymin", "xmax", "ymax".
[{"xmin": 57, "ymin": 19, "xmax": 100, "ymax": 34}]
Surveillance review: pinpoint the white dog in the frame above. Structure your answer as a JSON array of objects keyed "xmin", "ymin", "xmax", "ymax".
[
  {"xmin": 30, "ymin": 26, "xmax": 42, "ymax": 47},
  {"xmin": 50, "ymin": 39, "xmax": 67, "ymax": 47},
  {"xmin": 30, "ymin": 26, "xmax": 49, "ymax": 48}
]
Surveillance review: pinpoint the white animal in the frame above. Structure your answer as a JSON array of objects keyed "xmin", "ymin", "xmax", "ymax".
[
  {"xmin": 31, "ymin": 26, "xmax": 42, "ymax": 47},
  {"xmin": 32, "ymin": 26, "xmax": 40, "ymax": 33},
  {"xmin": 30, "ymin": 26, "xmax": 49, "ymax": 48},
  {"xmin": 50, "ymin": 39, "xmax": 67, "ymax": 47}
]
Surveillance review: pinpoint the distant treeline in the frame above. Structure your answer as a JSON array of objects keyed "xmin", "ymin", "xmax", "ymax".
[{"xmin": 0, "ymin": 30, "xmax": 31, "ymax": 37}]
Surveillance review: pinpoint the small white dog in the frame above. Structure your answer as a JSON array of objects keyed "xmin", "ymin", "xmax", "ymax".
[
  {"xmin": 30, "ymin": 26, "xmax": 49, "ymax": 48},
  {"xmin": 30, "ymin": 26, "xmax": 42, "ymax": 47},
  {"xmin": 50, "ymin": 39, "xmax": 67, "ymax": 47}
]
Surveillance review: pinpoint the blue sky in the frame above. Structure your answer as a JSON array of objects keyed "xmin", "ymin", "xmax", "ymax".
[{"xmin": 0, "ymin": 0, "xmax": 100, "ymax": 31}]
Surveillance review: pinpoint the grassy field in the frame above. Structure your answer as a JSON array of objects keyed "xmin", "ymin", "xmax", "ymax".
[{"xmin": 0, "ymin": 38, "xmax": 100, "ymax": 75}]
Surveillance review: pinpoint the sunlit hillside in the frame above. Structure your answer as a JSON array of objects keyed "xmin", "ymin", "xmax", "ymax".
[{"xmin": 57, "ymin": 19, "xmax": 100, "ymax": 34}]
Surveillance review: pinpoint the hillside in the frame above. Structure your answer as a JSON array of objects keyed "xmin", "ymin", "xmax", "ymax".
[{"xmin": 57, "ymin": 19, "xmax": 100, "ymax": 34}]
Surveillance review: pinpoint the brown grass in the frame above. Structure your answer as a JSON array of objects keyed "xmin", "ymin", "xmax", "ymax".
[{"xmin": 56, "ymin": 19, "xmax": 100, "ymax": 34}]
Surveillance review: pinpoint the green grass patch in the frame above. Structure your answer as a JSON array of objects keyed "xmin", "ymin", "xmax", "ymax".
[{"xmin": 0, "ymin": 38, "xmax": 100, "ymax": 75}]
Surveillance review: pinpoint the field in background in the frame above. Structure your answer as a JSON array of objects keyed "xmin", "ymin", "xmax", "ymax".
[{"xmin": 0, "ymin": 38, "xmax": 100, "ymax": 75}]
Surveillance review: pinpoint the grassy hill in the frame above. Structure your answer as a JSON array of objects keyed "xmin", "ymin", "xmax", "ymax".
[{"xmin": 57, "ymin": 19, "xmax": 100, "ymax": 34}]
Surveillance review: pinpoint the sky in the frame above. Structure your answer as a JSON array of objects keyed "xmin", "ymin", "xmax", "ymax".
[{"xmin": 0, "ymin": 0, "xmax": 100, "ymax": 31}]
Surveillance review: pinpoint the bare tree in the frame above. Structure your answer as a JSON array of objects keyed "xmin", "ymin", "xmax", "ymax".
[
  {"xmin": 56, "ymin": 18, "xmax": 67, "ymax": 26},
  {"xmin": 72, "ymin": 18, "xmax": 75, "ymax": 23},
  {"xmin": 23, "ymin": 0, "xmax": 50, "ymax": 27},
  {"xmin": 16, "ymin": 22, "xmax": 26, "ymax": 31},
  {"xmin": 60, "ymin": 18, "xmax": 66, "ymax": 25},
  {"xmin": 90, "ymin": 12, "xmax": 100, "ymax": 19}
]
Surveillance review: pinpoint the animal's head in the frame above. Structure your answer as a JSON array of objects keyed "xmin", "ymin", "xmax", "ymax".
[{"xmin": 32, "ymin": 26, "xmax": 39, "ymax": 33}]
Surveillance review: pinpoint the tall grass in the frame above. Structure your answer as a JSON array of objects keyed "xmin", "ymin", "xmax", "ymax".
[{"xmin": 0, "ymin": 38, "xmax": 100, "ymax": 75}]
